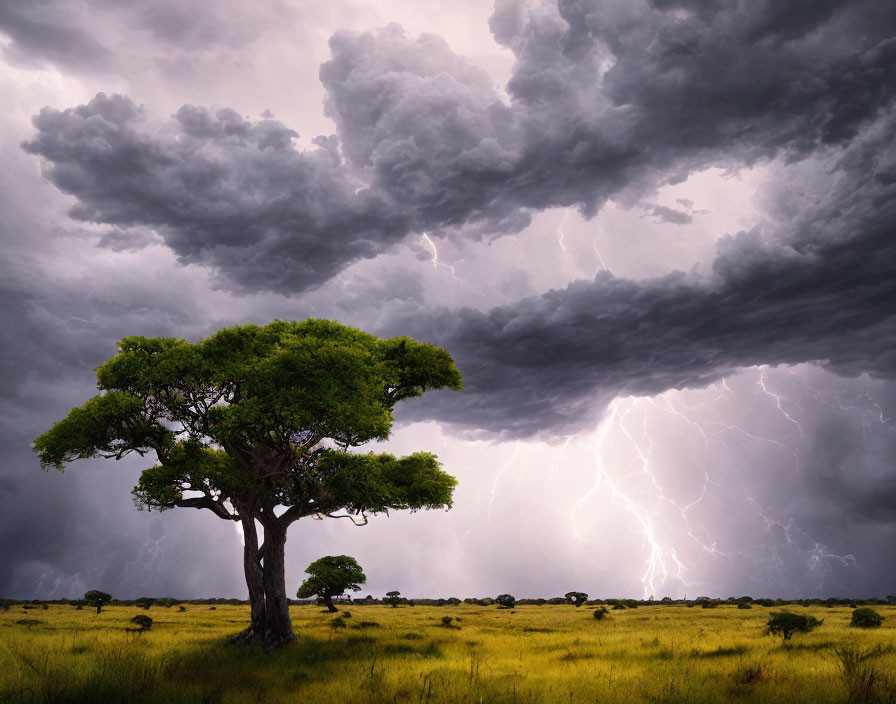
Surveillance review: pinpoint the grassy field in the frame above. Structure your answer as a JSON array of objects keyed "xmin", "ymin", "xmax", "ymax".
[{"xmin": 1, "ymin": 603, "xmax": 894, "ymax": 703}]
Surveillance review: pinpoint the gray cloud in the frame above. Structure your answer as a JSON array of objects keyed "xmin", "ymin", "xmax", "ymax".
[
  {"xmin": 24, "ymin": 1, "xmax": 896, "ymax": 295},
  {"xmin": 23, "ymin": 95, "xmax": 410, "ymax": 294},
  {"xmin": 0, "ymin": 1, "xmax": 109, "ymax": 70},
  {"xmin": 398, "ymin": 115, "xmax": 896, "ymax": 437}
]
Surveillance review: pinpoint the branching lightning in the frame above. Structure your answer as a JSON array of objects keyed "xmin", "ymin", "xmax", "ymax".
[{"xmin": 566, "ymin": 367, "xmax": 862, "ymax": 599}]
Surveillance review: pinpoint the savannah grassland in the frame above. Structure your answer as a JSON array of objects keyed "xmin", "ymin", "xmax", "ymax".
[{"xmin": 1, "ymin": 603, "xmax": 894, "ymax": 704}]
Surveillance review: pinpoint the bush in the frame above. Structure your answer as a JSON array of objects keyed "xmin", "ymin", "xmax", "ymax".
[
  {"xmin": 15, "ymin": 619, "xmax": 44, "ymax": 626},
  {"xmin": 737, "ymin": 601, "xmax": 753, "ymax": 609},
  {"xmin": 850, "ymin": 607, "xmax": 884, "ymax": 629},
  {"xmin": 495, "ymin": 594, "xmax": 516, "ymax": 608},
  {"xmin": 766, "ymin": 611, "xmax": 823, "ymax": 641},
  {"xmin": 593, "ymin": 606, "xmax": 609, "ymax": 620},
  {"xmin": 129, "ymin": 615, "xmax": 153, "ymax": 632}
]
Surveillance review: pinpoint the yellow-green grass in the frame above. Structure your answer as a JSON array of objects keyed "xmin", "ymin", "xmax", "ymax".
[{"xmin": 1, "ymin": 603, "xmax": 894, "ymax": 703}]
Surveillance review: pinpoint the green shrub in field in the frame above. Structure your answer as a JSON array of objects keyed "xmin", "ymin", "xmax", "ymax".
[
  {"xmin": 737, "ymin": 601, "xmax": 752, "ymax": 609},
  {"xmin": 496, "ymin": 594, "xmax": 516, "ymax": 608},
  {"xmin": 849, "ymin": 607, "xmax": 884, "ymax": 628},
  {"xmin": 766, "ymin": 611, "xmax": 823, "ymax": 641},
  {"xmin": 129, "ymin": 615, "xmax": 153, "ymax": 632},
  {"xmin": 593, "ymin": 606, "xmax": 609, "ymax": 620}
]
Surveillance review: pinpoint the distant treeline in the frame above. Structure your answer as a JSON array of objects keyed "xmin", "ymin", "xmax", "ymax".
[{"xmin": 2, "ymin": 595, "xmax": 894, "ymax": 609}]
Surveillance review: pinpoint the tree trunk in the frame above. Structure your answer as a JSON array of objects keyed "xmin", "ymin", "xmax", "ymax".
[
  {"xmin": 324, "ymin": 595, "xmax": 338, "ymax": 613},
  {"xmin": 243, "ymin": 515, "xmax": 266, "ymax": 636},
  {"xmin": 260, "ymin": 521, "xmax": 293, "ymax": 649},
  {"xmin": 229, "ymin": 512, "xmax": 293, "ymax": 649}
]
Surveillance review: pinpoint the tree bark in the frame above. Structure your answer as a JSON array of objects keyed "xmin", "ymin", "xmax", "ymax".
[
  {"xmin": 323, "ymin": 595, "xmax": 338, "ymax": 613},
  {"xmin": 229, "ymin": 511, "xmax": 294, "ymax": 649},
  {"xmin": 260, "ymin": 520, "xmax": 293, "ymax": 648},
  {"xmin": 242, "ymin": 515, "xmax": 266, "ymax": 636}
]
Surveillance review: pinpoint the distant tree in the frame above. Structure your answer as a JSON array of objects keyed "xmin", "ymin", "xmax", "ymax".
[
  {"xmin": 135, "ymin": 597, "xmax": 155, "ymax": 610},
  {"xmin": 155, "ymin": 598, "xmax": 178, "ymax": 609},
  {"xmin": 296, "ymin": 556, "xmax": 366, "ymax": 613},
  {"xmin": 766, "ymin": 612, "xmax": 822, "ymax": 641},
  {"xmin": 0, "ymin": 599, "xmax": 12, "ymax": 612},
  {"xmin": 850, "ymin": 607, "xmax": 884, "ymax": 628},
  {"xmin": 496, "ymin": 594, "xmax": 516, "ymax": 608},
  {"xmin": 593, "ymin": 606, "xmax": 609, "ymax": 620},
  {"xmin": 886, "ymin": 595, "xmax": 895, "ymax": 604},
  {"xmin": 564, "ymin": 592, "xmax": 588, "ymax": 607},
  {"xmin": 33, "ymin": 320, "xmax": 462, "ymax": 649},
  {"xmin": 384, "ymin": 591, "xmax": 402, "ymax": 608},
  {"xmin": 129, "ymin": 614, "xmax": 153, "ymax": 632},
  {"xmin": 84, "ymin": 590, "xmax": 112, "ymax": 614}
]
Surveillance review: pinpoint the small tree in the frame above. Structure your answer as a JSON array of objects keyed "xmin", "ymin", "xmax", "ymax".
[
  {"xmin": 496, "ymin": 594, "xmax": 516, "ymax": 608},
  {"xmin": 135, "ymin": 597, "xmax": 155, "ymax": 610},
  {"xmin": 384, "ymin": 591, "xmax": 402, "ymax": 608},
  {"xmin": 850, "ymin": 607, "xmax": 884, "ymax": 628},
  {"xmin": 766, "ymin": 611, "xmax": 822, "ymax": 641},
  {"xmin": 593, "ymin": 606, "xmax": 609, "ymax": 620},
  {"xmin": 564, "ymin": 591, "xmax": 588, "ymax": 607},
  {"xmin": 84, "ymin": 590, "xmax": 112, "ymax": 614},
  {"xmin": 296, "ymin": 556, "xmax": 366, "ymax": 613}
]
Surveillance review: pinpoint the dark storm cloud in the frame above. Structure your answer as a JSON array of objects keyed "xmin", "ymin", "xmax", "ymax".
[
  {"xmin": 23, "ymin": 94, "xmax": 410, "ymax": 294},
  {"xmin": 400, "ymin": 117, "xmax": 896, "ymax": 437},
  {"xmin": 25, "ymin": 1, "xmax": 896, "ymax": 294},
  {"xmin": 0, "ymin": 1, "xmax": 109, "ymax": 69}
]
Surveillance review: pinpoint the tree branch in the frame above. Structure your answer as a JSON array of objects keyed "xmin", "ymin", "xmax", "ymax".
[{"xmin": 174, "ymin": 496, "xmax": 238, "ymax": 521}]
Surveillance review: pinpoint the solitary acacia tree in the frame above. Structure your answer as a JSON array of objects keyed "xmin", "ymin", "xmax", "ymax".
[
  {"xmin": 34, "ymin": 319, "xmax": 462, "ymax": 648},
  {"xmin": 297, "ymin": 555, "xmax": 366, "ymax": 613}
]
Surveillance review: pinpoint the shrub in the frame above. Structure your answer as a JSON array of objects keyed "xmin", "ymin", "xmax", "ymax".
[
  {"xmin": 331, "ymin": 617, "xmax": 347, "ymax": 629},
  {"xmin": 129, "ymin": 615, "xmax": 153, "ymax": 632},
  {"xmin": 850, "ymin": 607, "xmax": 884, "ymax": 629},
  {"xmin": 495, "ymin": 594, "xmax": 516, "ymax": 608},
  {"xmin": 593, "ymin": 606, "xmax": 609, "ymax": 620},
  {"xmin": 440, "ymin": 616, "xmax": 460, "ymax": 629},
  {"xmin": 15, "ymin": 619, "xmax": 44, "ymax": 626},
  {"xmin": 766, "ymin": 611, "xmax": 823, "ymax": 641},
  {"xmin": 737, "ymin": 601, "xmax": 753, "ymax": 609}
]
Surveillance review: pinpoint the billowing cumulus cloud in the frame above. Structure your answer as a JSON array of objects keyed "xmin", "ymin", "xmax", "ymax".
[{"xmin": 24, "ymin": 1, "xmax": 896, "ymax": 293}]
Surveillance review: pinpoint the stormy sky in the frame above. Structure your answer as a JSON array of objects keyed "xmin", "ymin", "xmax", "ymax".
[{"xmin": 2, "ymin": 0, "xmax": 895, "ymax": 601}]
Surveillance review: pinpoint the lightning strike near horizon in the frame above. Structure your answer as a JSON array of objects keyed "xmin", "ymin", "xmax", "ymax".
[{"xmin": 568, "ymin": 366, "xmax": 865, "ymax": 599}]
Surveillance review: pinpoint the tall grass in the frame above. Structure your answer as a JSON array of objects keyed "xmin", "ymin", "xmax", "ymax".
[{"xmin": 1, "ymin": 604, "xmax": 894, "ymax": 703}]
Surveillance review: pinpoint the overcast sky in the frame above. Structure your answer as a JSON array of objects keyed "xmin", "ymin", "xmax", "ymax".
[{"xmin": 2, "ymin": 0, "xmax": 895, "ymax": 602}]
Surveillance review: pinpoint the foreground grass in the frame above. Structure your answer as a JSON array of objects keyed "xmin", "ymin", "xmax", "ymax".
[{"xmin": 1, "ymin": 604, "xmax": 895, "ymax": 703}]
